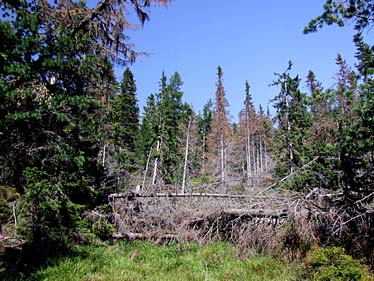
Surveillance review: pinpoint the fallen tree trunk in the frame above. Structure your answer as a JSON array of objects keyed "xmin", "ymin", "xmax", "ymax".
[
  {"xmin": 112, "ymin": 232, "xmax": 184, "ymax": 240},
  {"xmin": 109, "ymin": 192, "xmax": 253, "ymax": 199},
  {"xmin": 223, "ymin": 208, "xmax": 288, "ymax": 218},
  {"xmin": 189, "ymin": 208, "xmax": 288, "ymax": 229}
]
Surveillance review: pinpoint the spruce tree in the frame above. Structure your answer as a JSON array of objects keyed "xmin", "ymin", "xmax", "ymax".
[
  {"xmin": 207, "ymin": 66, "xmax": 231, "ymax": 185},
  {"xmin": 137, "ymin": 72, "xmax": 186, "ymax": 187},
  {"xmin": 197, "ymin": 99, "xmax": 213, "ymax": 174},
  {"xmin": 110, "ymin": 68, "xmax": 139, "ymax": 176},
  {"xmin": 271, "ymin": 63, "xmax": 312, "ymax": 183},
  {"xmin": 306, "ymin": 71, "xmax": 340, "ymax": 190},
  {"xmin": 305, "ymin": 1, "xmax": 374, "ymax": 199},
  {"xmin": 335, "ymin": 54, "xmax": 357, "ymax": 116},
  {"xmin": 242, "ymin": 81, "xmax": 256, "ymax": 182},
  {"xmin": 336, "ymin": 40, "xmax": 374, "ymax": 199},
  {"xmin": 0, "ymin": 9, "xmax": 106, "ymax": 245},
  {"xmin": 160, "ymin": 72, "xmax": 184, "ymax": 183},
  {"xmin": 0, "ymin": 0, "xmax": 170, "ymax": 250}
]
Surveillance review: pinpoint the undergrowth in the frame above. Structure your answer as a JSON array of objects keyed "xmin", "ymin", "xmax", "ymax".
[
  {"xmin": 4, "ymin": 242, "xmax": 373, "ymax": 281},
  {"xmin": 15, "ymin": 242, "xmax": 302, "ymax": 281},
  {"xmin": 304, "ymin": 246, "xmax": 373, "ymax": 281}
]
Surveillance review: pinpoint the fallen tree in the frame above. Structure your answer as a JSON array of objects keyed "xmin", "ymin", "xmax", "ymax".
[{"xmin": 109, "ymin": 187, "xmax": 374, "ymax": 264}]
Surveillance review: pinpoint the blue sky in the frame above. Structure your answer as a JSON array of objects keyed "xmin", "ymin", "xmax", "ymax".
[{"xmin": 120, "ymin": 0, "xmax": 359, "ymax": 119}]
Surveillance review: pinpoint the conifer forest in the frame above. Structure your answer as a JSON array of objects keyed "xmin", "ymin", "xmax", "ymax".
[{"xmin": 1, "ymin": 0, "xmax": 374, "ymax": 279}]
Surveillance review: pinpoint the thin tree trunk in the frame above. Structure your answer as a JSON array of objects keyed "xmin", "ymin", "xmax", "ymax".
[
  {"xmin": 264, "ymin": 141, "xmax": 268, "ymax": 172},
  {"xmin": 256, "ymin": 135, "xmax": 260, "ymax": 176},
  {"xmin": 202, "ymin": 135, "xmax": 206, "ymax": 172},
  {"xmin": 246, "ymin": 127, "xmax": 252, "ymax": 180},
  {"xmin": 12, "ymin": 202, "xmax": 17, "ymax": 232},
  {"xmin": 285, "ymin": 87, "xmax": 295, "ymax": 174},
  {"xmin": 246, "ymin": 134, "xmax": 249, "ymax": 179},
  {"xmin": 245, "ymin": 123, "xmax": 252, "ymax": 186},
  {"xmin": 220, "ymin": 133, "xmax": 225, "ymax": 185},
  {"xmin": 152, "ymin": 139, "xmax": 160, "ymax": 186},
  {"xmin": 102, "ymin": 143, "xmax": 106, "ymax": 166},
  {"xmin": 259, "ymin": 136, "xmax": 263, "ymax": 175},
  {"xmin": 182, "ymin": 118, "xmax": 191, "ymax": 194},
  {"xmin": 248, "ymin": 134, "xmax": 253, "ymax": 186},
  {"xmin": 252, "ymin": 136, "xmax": 256, "ymax": 177},
  {"xmin": 142, "ymin": 145, "xmax": 153, "ymax": 190}
]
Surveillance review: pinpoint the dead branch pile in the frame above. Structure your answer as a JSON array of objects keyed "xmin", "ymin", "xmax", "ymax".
[{"xmin": 109, "ymin": 187, "xmax": 374, "ymax": 262}]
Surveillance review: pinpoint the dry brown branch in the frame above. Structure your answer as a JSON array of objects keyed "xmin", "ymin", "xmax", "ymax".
[
  {"xmin": 264, "ymin": 156, "xmax": 319, "ymax": 190},
  {"xmin": 109, "ymin": 185, "xmax": 374, "ymax": 263}
]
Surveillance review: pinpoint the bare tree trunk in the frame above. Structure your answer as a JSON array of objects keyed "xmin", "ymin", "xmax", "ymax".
[
  {"xmin": 252, "ymin": 136, "xmax": 256, "ymax": 177},
  {"xmin": 245, "ymin": 128, "xmax": 252, "ymax": 180},
  {"xmin": 102, "ymin": 143, "xmax": 106, "ymax": 167},
  {"xmin": 220, "ymin": 133, "xmax": 225, "ymax": 185},
  {"xmin": 152, "ymin": 139, "xmax": 160, "ymax": 186},
  {"xmin": 285, "ymin": 86, "xmax": 295, "ymax": 174},
  {"xmin": 202, "ymin": 135, "xmax": 206, "ymax": 172},
  {"xmin": 182, "ymin": 118, "xmax": 191, "ymax": 194},
  {"xmin": 246, "ymin": 128, "xmax": 252, "ymax": 187},
  {"xmin": 12, "ymin": 202, "xmax": 17, "ymax": 230},
  {"xmin": 245, "ymin": 133, "xmax": 248, "ymax": 179},
  {"xmin": 256, "ymin": 136, "xmax": 260, "ymax": 177},
  {"xmin": 224, "ymin": 143, "xmax": 227, "ymax": 185},
  {"xmin": 142, "ymin": 145, "xmax": 153, "ymax": 190},
  {"xmin": 264, "ymin": 141, "xmax": 268, "ymax": 172},
  {"xmin": 259, "ymin": 136, "xmax": 263, "ymax": 175}
]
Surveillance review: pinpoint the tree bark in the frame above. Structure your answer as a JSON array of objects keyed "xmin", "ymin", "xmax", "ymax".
[
  {"xmin": 182, "ymin": 118, "xmax": 191, "ymax": 194},
  {"xmin": 264, "ymin": 142, "xmax": 268, "ymax": 172},
  {"xmin": 142, "ymin": 145, "xmax": 153, "ymax": 190},
  {"xmin": 259, "ymin": 136, "xmax": 263, "ymax": 175},
  {"xmin": 152, "ymin": 139, "xmax": 160, "ymax": 186},
  {"xmin": 285, "ymin": 87, "xmax": 295, "ymax": 174},
  {"xmin": 220, "ymin": 132, "xmax": 225, "ymax": 185},
  {"xmin": 252, "ymin": 136, "xmax": 256, "ymax": 176},
  {"xmin": 102, "ymin": 143, "xmax": 106, "ymax": 167}
]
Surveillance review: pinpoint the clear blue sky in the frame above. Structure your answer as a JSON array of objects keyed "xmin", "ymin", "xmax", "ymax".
[{"xmin": 119, "ymin": 0, "xmax": 358, "ymax": 119}]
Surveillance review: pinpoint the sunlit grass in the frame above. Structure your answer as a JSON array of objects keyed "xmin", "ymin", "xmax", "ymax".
[{"xmin": 24, "ymin": 242, "xmax": 303, "ymax": 281}]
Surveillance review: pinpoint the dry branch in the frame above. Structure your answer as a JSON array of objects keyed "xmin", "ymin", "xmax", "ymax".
[
  {"xmin": 109, "ymin": 185, "xmax": 374, "ymax": 264},
  {"xmin": 265, "ymin": 156, "xmax": 319, "ymax": 190}
]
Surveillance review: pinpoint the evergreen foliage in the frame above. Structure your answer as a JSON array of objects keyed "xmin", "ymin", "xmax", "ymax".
[
  {"xmin": 0, "ymin": 0, "xmax": 170, "ymax": 251},
  {"xmin": 197, "ymin": 99, "xmax": 213, "ymax": 174},
  {"xmin": 110, "ymin": 67, "xmax": 139, "ymax": 174},
  {"xmin": 0, "ymin": 5, "xmax": 105, "ymax": 244},
  {"xmin": 137, "ymin": 71, "xmax": 188, "ymax": 185},
  {"xmin": 303, "ymin": 1, "xmax": 374, "ymax": 200},
  {"xmin": 271, "ymin": 62, "xmax": 312, "ymax": 179},
  {"xmin": 305, "ymin": 246, "xmax": 369, "ymax": 281},
  {"xmin": 304, "ymin": 0, "xmax": 374, "ymax": 34}
]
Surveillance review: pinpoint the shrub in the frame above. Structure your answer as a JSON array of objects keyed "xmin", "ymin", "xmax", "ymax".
[
  {"xmin": 91, "ymin": 219, "xmax": 115, "ymax": 240},
  {"xmin": 305, "ymin": 246, "xmax": 371, "ymax": 281}
]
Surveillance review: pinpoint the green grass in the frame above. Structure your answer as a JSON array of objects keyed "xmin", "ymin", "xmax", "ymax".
[{"xmin": 22, "ymin": 242, "xmax": 302, "ymax": 281}]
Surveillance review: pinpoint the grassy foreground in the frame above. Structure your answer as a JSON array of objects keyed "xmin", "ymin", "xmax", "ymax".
[{"xmin": 22, "ymin": 242, "xmax": 302, "ymax": 281}]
